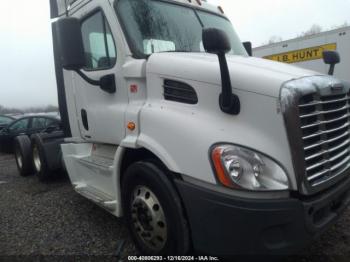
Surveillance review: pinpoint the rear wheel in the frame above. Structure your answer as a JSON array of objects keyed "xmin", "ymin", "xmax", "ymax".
[
  {"xmin": 14, "ymin": 136, "xmax": 34, "ymax": 176},
  {"xmin": 122, "ymin": 161, "xmax": 190, "ymax": 255},
  {"xmin": 31, "ymin": 135, "xmax": 51, "ymax": 182},
  {"xmin": 33, "ymin": 144, "xmax": 42, "ymax": 174}
]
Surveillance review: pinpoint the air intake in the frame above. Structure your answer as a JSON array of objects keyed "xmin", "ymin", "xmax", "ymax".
[
  {"xmin": 298, "ymin": 92, "xmax": 350, "ymax": 187},
  {"xmin": 163, "ymin": 80, "xmax": 198, "ymax": 105}
]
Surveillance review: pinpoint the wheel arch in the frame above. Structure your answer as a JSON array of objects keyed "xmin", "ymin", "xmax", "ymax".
[
  {"xmin": 119, "ymin": 147, "xmax": 181, "ymax": 185},
  {"xmin": 115, "ymin": 144, "xmax": 184, "ymax": 217}
]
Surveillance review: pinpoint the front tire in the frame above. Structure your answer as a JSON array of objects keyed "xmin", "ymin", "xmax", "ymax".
[{"xmin": 122, "ymin": 161, "xmax": 190, "ymax": 255}]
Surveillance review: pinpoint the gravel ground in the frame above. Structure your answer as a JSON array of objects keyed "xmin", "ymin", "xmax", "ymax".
[
  {"xmin": 0, "ymin": 152, "xmax": 350, "ymax": 261},
  {"xmin": 0, "ymin": 152, "xmax": 137, "ymax": 261}
]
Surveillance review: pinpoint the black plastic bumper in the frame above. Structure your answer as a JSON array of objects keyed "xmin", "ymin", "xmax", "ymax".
[{"xmin": 175, "ymin": 177, "xmax": 350, "ymax": 256}]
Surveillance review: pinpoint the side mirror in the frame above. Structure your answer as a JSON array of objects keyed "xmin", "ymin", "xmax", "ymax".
[
  {"xmin": 242, "ymin": 42, "xmax": 252, "ymax": 56},
  {"xmin": 203, "ymin": 28, "xmax": 240, "ymax": 115},
  {"xmin": 54, "ymin": 17, "xmax": 116, "ymax": 94},
  {"xmin": 55, "ymin": 17, "xmax": 85, "ymax": 71},
  {"xmin": 203, "ymin": 28, "xmax": 231, "ymax": 54},
  {"xmin": 323, "ymin": 50, "xmax": 340, "ymax": 76}
]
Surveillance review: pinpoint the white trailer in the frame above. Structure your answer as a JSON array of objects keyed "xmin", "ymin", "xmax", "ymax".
[
  {"xmin": 254, "ymin": 26, "xmax": 350, "ymax": 82},
  {"xmin": 12, "ymin": 0, "xmax": 350, "ymax": 256}
]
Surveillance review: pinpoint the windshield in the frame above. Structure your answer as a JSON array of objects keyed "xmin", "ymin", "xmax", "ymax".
[
  {"xmin": 0, "ymin": 116, "xmax": 13, "ymax": 125},
  {"xmin": 116, "ymin": 0, "xmax": 247, "ymax": 57}
]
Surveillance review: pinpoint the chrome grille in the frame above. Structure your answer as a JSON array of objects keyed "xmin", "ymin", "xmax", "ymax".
[{"xmin": 299, "ymin": 92, "xmax": 350, "ymax": 187}]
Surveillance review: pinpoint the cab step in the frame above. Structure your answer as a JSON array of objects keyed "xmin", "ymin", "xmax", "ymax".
[
  {"xmin": 74, "ymin": 183, "xmax": 117, "ymax": 212},
  {"xmin": 78, "ymin": 155, "xmax": 114, "ymax": 172}
]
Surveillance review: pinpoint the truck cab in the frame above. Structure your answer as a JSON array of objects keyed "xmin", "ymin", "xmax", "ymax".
[{"xmin": 25, "ymin": 0, "xmax": 350, "ymax": 255}]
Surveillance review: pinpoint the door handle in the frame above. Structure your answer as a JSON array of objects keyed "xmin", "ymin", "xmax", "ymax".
[{"xmin": 81, "ymin": 109, "xmax": 89, "ymax": 131}]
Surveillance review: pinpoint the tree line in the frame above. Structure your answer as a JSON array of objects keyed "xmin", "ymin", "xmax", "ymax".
[
  {"xmin": 265, "ymin": 22, "xmax": 349, "ymax": 45},
  {"xmin": 0, "ymin": 105, "xmax": 59, "ymax": 115}
]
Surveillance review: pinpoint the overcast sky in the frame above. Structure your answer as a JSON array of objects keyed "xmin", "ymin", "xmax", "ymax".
[{"xmin": 0, "ymin": 0, "xmax": 349, "ymax": 108}]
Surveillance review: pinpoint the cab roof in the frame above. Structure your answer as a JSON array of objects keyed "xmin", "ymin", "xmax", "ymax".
[{"xmin": 50, "ymin": 0, "xmax": 225, "ymax": 18}]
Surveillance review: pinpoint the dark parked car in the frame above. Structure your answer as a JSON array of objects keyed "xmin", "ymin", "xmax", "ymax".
[
  {"xmin": 0, "ymin": 115, "xmax": 15, "ymax": 131},
  {"xmin": 0, "ymin": 115, "xmax": 61, "ymax": 152}
]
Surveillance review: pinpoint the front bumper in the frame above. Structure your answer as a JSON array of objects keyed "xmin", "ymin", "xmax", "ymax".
[{"xmin": 175, "ymin": 176, "xmax": 350, "ymax": 256}]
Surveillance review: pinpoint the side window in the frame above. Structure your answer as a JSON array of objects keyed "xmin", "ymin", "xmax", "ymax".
[
  {"xmin": 45, "ymin": 119, "xmax": 59, "ymax": 128},
  {"xmin": 31, "ymin": 118, "xmax": 47, "ymax": 129},
  {"xmin": 81, "ymin": 11, "xmax": 117, "ymax": 70},
  {"xmin": 9, "ymin": 119, "xmax": 29, "ymax": 132}
]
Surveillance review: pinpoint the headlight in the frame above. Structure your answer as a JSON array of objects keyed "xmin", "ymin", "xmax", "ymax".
[{"xmin": 211, "ymin": 145, "xmax": 289, "ymax": 191}]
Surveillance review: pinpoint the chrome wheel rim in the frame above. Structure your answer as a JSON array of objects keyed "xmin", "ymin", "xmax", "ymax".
[
  {"xmin": 33, "ymin": 146, "xmax": 41, "ymax": 172},
  {"xmin": 15, "ymin": 148, "xmax": 23, "ymax": 169},
  {"xmin": 131, "ymin": 186, "xmax": 167, "ymax": 251}
]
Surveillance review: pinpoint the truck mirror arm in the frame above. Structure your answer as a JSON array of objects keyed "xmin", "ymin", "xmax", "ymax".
[
  {"xmin": 74, "ymin": 70, "xmax": 116, "ymax": 94},
  {"xmin": 75, "ymin": 70, "xmax": 100, "ymax": 86},
  {"xmin": 217, "ymin": 52, "xmax": 241, "ymax": 115},
  {"xmin": 328, "ymin": 65, "xmax": 335, "ymax": 76}
]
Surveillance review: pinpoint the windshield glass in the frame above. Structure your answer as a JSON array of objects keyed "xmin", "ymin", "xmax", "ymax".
[
  {"xmin": 116, "ymin": 0, "xmax": 247, "ymax": 57},
  {"xmin": 0, "ymin": 116, "xmax": 13, "ymax": 125}
]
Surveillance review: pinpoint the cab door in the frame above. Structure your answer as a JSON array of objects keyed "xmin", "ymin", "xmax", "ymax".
[{"xmin": 72, "ymin": 1, "xmax": 128, "ymax": 145}]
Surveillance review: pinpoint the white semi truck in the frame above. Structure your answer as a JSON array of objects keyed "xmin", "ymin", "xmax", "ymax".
[
  {"xmin": 13, "ymin": 0, "xmax": 350, "ymax": 256},
  {"xmin": 254, "ymin": 26, "xmax": 350, "ymax": 82}
]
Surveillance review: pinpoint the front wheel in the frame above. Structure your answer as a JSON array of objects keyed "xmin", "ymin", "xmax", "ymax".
[{"xmin": 122, "ymin": 161, "xmax": 190, "ymax": 255}]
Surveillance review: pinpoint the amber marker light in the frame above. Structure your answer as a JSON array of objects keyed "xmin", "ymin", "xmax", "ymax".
[
  {"xmin": 127, "ymin": 122, "xmax": 136, "ymax": 131},
  {"xmin": 211, "ymin": 147, "xmax": 235, "ymax": 188}
]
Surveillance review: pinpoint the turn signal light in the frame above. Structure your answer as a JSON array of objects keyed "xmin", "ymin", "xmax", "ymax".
[
  {"xmin": 211, "ymin": 147, "xmax": 237, "ymax": 188},
  {"xmin": 127, "ymin": 122, "xmax": 136, "ymax": 131}
]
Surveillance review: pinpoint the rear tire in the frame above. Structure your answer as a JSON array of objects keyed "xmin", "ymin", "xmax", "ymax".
[
  {"xmin": 31, "ymin": 134, "xmax": 52, "ymax": 182},
  {"xmin": 122, "ymin": 161, "xmax": 190, "ymax": 255},
  {"xmin": 14, "ymin": 136, "xmax": 34, "ymax": 177}
]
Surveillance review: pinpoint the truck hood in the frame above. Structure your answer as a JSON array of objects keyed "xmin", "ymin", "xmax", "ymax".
[{"xmin": 147, "ymin": 52, "xmax": 319, "ymax": 98}]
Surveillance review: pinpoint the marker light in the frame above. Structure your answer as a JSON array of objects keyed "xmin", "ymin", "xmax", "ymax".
[{"xmin": 127, "ymin": 122, "xmax": 136, "ymax": 131}]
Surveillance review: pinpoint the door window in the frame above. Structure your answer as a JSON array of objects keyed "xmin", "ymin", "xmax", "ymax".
[
  {"xmin": 81, "ymin": 11, "xmax": 117, "ymax": 70},
  {"xmin": 9, "ymin": 118, "xmax": 29, "ymax": 132},
  {"xmin": 31, "ymin": 118, "xmax": 48, "ymax": 129},
  {"xmin": 45, "ymin": 119, "xmax": 56, "ymax": 127}
]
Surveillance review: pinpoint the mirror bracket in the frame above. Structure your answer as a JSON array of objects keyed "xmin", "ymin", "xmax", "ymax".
[
  {"xmin": 243, "ymin": 42, "xmax": 252, "ymax": 56},
  {"xmin": 328, "ymin": 64, "xmax": 336, "ymax": 76},
  {"xmin": 217, "ymin": 53, "xmax": 241, "ymax": 115},
  {"xmin": 75, "ymin": 70, "xmax": 116, "ymax": 94},
  {"xmin": 75, "ymin": 70, "xmax": 100, "ymax": 86}
]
